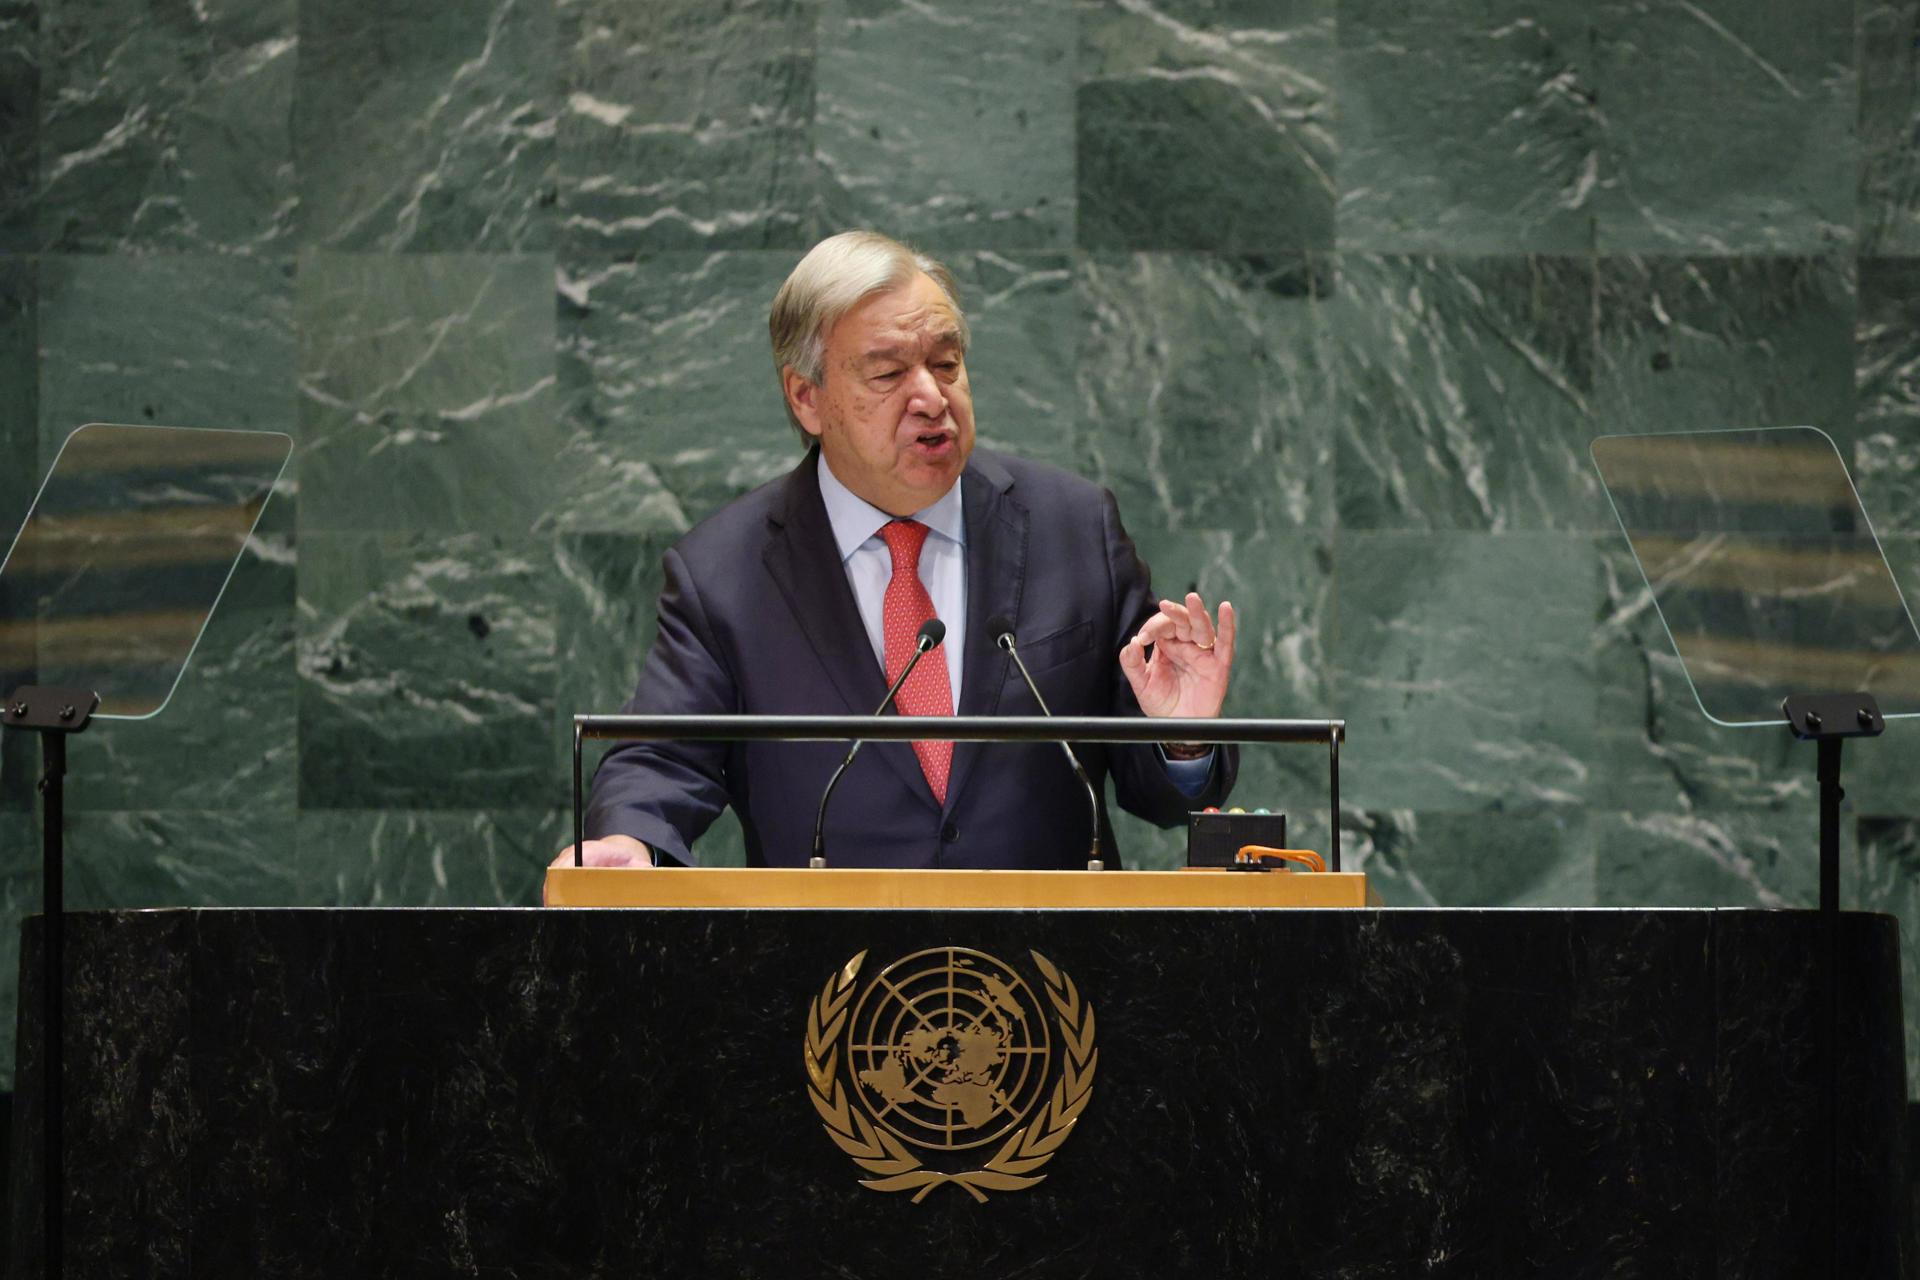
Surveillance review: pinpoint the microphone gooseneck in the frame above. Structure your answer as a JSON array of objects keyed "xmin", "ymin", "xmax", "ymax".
[
  {"xmin": 810, "ymin": 618, "xmax": 945, "ymax": 868},
  {"xmin": 988, "ymin": 615, "xmax": 1104, "ymax": 871}
]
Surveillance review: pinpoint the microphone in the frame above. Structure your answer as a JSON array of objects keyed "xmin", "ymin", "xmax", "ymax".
[
  {"xmin": 810, "ymin": 617, "xmax": 945, "ymax": 868},
  {"xmin": 988, "ymin": 614, "xmax": 1104, "ymax": 872}
]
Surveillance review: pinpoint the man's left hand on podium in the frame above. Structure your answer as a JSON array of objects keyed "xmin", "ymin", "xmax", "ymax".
[{"xmin": 1119, "ymin": 592, "xmax": 1235, "ymax": 722}]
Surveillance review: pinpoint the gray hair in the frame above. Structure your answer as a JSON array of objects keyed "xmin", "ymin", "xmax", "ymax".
[{"xmin": 769, "ymin": 230, "xmax": 969, "ymax": 441}]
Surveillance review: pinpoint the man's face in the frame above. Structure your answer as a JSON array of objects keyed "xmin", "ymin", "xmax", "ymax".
[{"xmin": 786, "ymin": 271, "xmax": 975, "ymax": 516}]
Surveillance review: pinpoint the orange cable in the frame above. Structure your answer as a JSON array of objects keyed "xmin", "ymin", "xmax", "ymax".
[{"xmin": 1234, "ymin": 845, "xmax": 1326, "ymax": 873}]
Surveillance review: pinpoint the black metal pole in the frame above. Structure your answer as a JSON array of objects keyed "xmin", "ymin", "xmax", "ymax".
[
  {"xmin": 39, "ymin": 729, "xmax": 63, "ymax": 1280},
  {"xmin": 572, "ymin": 725, "xmax": 584, "ymax": 869},
  {"xmin": 4, "ymin": 688, "xmax": 97, "ymax": 1280},
  {"xmin": 1817, "ymin": 736, "xmax": 1842, "ymax": 915},
  {"xmin": 577, "ymin": 713, "xmax": 1342, "ymax": 745},
  {"xmin": 1777, "ymin": 692, "xmax": 1882, "ymax": 1275},
  {"xmin": 1815, "ymin": 736, "xmax": 1843, "ymax": 1270},
  {"xmin": 1329, "ymin": 730, "xmax": 1341, "ymax": 874}
]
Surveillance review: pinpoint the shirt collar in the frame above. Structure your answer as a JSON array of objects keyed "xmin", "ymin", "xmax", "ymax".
[{"xmin": 816, "ymin": 451, "xmax": 967, "ymax": 563}]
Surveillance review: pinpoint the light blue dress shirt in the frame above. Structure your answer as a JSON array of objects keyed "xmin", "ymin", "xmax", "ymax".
[{"xmin": 815, "ymin": 455, "xmax": 1214, "ymax": 796}]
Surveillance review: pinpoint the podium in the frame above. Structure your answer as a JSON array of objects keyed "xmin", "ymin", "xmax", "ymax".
[
  {"xmin": 543, "ymin": 865, "xmax": 1370, "ymax": 908},
  {"xmin": 7, "ymin": 891, "xmax": 1909, "ymax": 1277}
]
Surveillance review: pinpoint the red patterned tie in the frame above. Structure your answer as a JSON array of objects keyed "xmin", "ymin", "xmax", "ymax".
[{"xmin": 879, "ymin": 519, "xmax": 953, "ymax": 803}]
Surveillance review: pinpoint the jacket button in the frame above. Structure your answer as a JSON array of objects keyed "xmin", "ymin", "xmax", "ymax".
[{"xmin": 941, "ymin": 821, "xmax": 959, "ymax": 843}]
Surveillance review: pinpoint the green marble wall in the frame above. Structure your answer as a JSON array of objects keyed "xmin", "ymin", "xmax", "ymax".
[{"xmin": 1, "ymin": 0, "xmax": 1919, "ymax": 1090}]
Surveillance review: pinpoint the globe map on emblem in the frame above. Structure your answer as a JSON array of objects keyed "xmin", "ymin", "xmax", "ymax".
[{"xmin": 845, "ymin": 947, "xmax": 1054, "ymax": 1152}]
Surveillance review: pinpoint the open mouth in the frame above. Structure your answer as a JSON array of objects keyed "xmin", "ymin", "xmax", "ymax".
[{"xmin": 910, "ymin": 429, "xmax": 955, "ymax": 454}]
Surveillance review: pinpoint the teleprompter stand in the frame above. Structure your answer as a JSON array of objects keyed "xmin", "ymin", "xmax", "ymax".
[
  {"xmin": 1780, "ymin": 690, "xmax": 1886, "ymax": 1276},
  {"xmin": 0, "ymin": 420, "xmax": 292, "ymax": 1279},
  {"xmin": 3, "ymin": 686, "xmax": 99, "ymax": 1280}
]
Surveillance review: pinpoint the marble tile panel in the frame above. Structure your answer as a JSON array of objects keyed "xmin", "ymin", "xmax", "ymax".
[
  {"xmin": 1885, "ymin": 533, "xmax": 1920, "ymax": 631},
  {"xmin": 1815, "ymin": 534, "xmax": 1918, "ymax": 812},
  {"xmin": 297, "ymin": 252, "xmax": 558, "ymax": 535},
  {"xmin": 1591, "ymin": 804, "xmax": 1828, "ymax": 908},
  {"xmin": 1052, "ymin": 796, "xmax": 1181, "ymax": 871},
  {"xmin": 1593, "ymin": 256, "xmax": 1855, "ymax": 439},
  {"xmin": 38, "ymin": 253, "xmax": 297, "ymax": 452},
  {"xmin": 0, "ymin": 254, "xmax": 33, "ymax": 555},
  {"xmin": 1075, "ymin": 253, "xmax": 1331, "ymax": 536},
  {"xmin": 0, "ymin": 1, "xmax": 36, "ymax": 251},
  {"xmin": 551, "ymin": 531, "xmax": 667, "ymax": 752},
  {"xmin": 0, "ymin": 719, "xmax": 31, "ymax": 815},
  {"xmin": 29, "ymin": 255, "xmax": 298, "ymax": 813},
  {"xmin": 946, "ymin": 251, "xmax": 1079, "ymax": 473},
  {"xmin": 1854, "ymin": 257, "xmax": 1920, "ymax": 531},
  {"xmin": 295, "ymin": 809, "xmax": 562, "ymax": 906},
  {"xmin": 0, "ymin": 257, "xmax": 30, "ymax": 815},
  {"xmin": 1077, "ymin": 0, "xmax": 1334, "ymax": 252},
  {"xmin": 294, "ymin": 0, "xmax": 557, "ymax": 252},
  {"xmin": 552, "ymin": 531, "xmax": 749, "ymax": 863},
  {"xmin": 551, "ymin": 528, "xmax": 664, "ymax": 788},
  {"xmin": 1328, "ymin": 254, "xmax": 1604, "ymax": 531},
  {"xmin": 1849, "ymin": 535, "xmax": 1920, "ymax": 811},
  {"xmin": 1590, "ymin": 255, "xmax": 1915, "ymax": 810},
  {"xmin": 1852, "ymin": 815, "xmax": 1920, "ymax": 1101},
  {"xmin": 66, "ymin": 532, "xmax": 297, "ymax": 812},
  {"xmin": 550, "ymin": 251, "xmax": 803, "ymax": 536},
  {"xmin": 0, "ymin": 809, "xmax": 34, "ymax": 1087},
  {"xmin": 1343, "ymin": 806, "xmax": 1597, "ymax": 908},
  {"xmin": 1335, "ymin": 0, "xmax": 1599, "ymax": 253},
  {"xmin": 815, "ymin": 0, "xmax": 1073, "ymax": 251},
  {"xmin": 1590, "ymin": 0, "xmax": 1854, "ymax": 254},
  {"xmin": 62, "ymin": 809, "xmax": 300, "ymax": 909},
  {"xmin": 1330, "ymin": 531, "xmax": 1601, "ymax": 812},
  {"xmin": 297, "ymin": 532, "xmax": 557, "ymax": 810},
  {"xmin": 556, "ymin": 0, "xmax": 818, "ymax": 252},
  {"xmin": 1596, "ymin": 551, "xmax": 1920, "ymax": 821},
  {"xmin": 1590, "ymin": 539, "xmax": 1813, "ymax": 815},
  {"xmin": 1859, "ymin": 0, "xmax": 1920, "ymax": 254},
  {"xmin": 38, "ymin": 0, "xmax": 294, "ymax": 252}
]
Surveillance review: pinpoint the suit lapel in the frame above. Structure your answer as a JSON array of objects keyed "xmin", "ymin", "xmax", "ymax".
[
  {"xmin": 944, "ymin": 452, "xmax": 1025, "ymax": 815},
  {"xmin": 762, "ymin": 449, "xmax": 937, "ymax": 809}
]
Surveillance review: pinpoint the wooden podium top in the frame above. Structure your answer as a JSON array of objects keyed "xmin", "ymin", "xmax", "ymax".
[{"xmin": 543, "ymin": 866, "xmax": 1369, "ymax": 909}]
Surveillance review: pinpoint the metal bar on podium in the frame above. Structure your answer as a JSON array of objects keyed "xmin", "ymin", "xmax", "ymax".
[{"xmin": 571, "ymin": 714, "xmax": 1346, "ymax": 871}]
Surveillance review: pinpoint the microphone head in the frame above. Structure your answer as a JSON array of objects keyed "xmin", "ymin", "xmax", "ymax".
[
  {"xmin": 986, "ymin": 614, "xmax": 1016, "ymax": 649},
  {"xmin": 917, "ymin": 618, "xmax": 946, "ymax": 651}
]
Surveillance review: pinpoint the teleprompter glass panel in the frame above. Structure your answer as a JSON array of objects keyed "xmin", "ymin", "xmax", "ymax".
[
  {"xmin": 0, "ymin": 423, "xmax": 292, "ymax": 720},
  {"xmin": 1592, "ymin": 426, "xmax": 1920, "ymax": 727}
]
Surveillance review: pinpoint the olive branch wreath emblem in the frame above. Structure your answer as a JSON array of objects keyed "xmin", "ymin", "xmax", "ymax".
[{"xmin": 803, "ymin": 948, "xmax": 1099, "ymax": 1203}]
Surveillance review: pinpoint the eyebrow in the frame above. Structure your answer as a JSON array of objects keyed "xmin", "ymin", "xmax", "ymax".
[{"xmin": 859, "ymin": 332, "xmax": 964, "ymax": 364}]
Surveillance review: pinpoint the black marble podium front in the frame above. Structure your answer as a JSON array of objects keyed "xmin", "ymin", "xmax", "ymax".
[{"xmin": 6, "ymin": 908, "xmax": 1910, "ymax": 1277}]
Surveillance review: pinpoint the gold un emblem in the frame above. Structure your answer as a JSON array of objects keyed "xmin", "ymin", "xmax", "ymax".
[{"xmin": 803, "ymin": 947, "xmax": 1098, "ymax": 1202}]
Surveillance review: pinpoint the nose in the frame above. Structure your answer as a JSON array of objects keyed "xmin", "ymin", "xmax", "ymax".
[{"xmin": 903, "ymin": 364, "xmax": 947, "ymax": 419}]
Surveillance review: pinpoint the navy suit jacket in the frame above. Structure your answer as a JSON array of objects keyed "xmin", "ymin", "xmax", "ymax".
[{"xmin": 584, "ymin": 446, "xmax": 1237, "ymax": 868}]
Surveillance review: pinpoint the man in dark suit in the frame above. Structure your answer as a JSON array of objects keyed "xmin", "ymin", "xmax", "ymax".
[{"xmin": 558, "ymin": 231, "xmax": 1237, "ymax": 870}]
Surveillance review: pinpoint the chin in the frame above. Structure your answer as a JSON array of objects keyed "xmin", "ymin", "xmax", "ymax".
[{"xmin": 906, "ymin": 459, "xmax": 963, "ymax": 489}]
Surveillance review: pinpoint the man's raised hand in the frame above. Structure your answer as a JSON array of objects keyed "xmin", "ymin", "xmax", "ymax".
[{"xmin": 1118, "ymin": 593, "xmax": 1235, "ymax": 720}]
